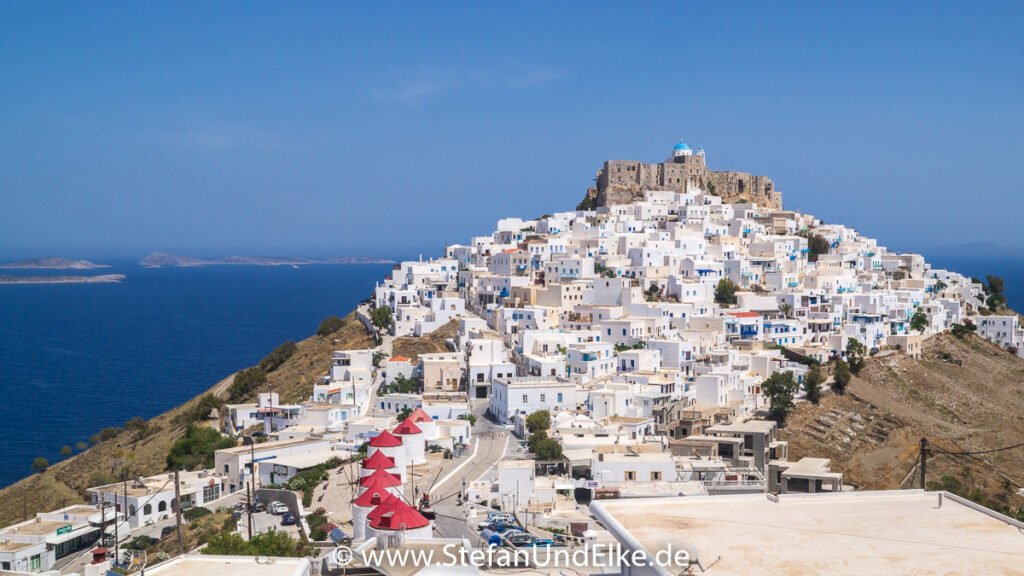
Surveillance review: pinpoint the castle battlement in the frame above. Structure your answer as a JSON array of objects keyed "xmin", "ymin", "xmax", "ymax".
[{"xmin": 582, "ymin": 139, "xmax": 782, "ymax": 210}]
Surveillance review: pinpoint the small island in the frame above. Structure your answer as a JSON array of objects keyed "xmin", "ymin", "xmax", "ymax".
[
  {"xmin": 139, "ymin": 252, "xmax": 397, "ymax": 268},
  {"xmin": 0, "ymin": 257, "xmax": 110, "ymax": 270},
  {"xmin": 0, "ymin": 274, "xmax": 126, "ymax": 285}
]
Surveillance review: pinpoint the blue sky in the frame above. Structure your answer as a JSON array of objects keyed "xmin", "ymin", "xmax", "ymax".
[{"xmin": 1, "ymin": 1, "xmax": 1021, "ymax": 259}]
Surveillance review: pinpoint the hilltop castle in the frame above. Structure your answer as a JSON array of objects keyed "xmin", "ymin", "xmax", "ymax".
[{"xmin": 580, "ymin": 139, "xmax": 782, "ymax": 209}]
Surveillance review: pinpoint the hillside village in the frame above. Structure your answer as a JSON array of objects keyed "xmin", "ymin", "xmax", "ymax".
[{"xmin": 3, "ymin": 142, "xmax": 1023, "ymax": 575}]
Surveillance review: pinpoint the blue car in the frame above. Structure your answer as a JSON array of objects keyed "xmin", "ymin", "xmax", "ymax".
[
  {"xmin": 527, "ymin": 539, "xmax": 554, "ymax": 547},
  {"xmin": 490, "ymin": 522, "xmax": 520, "ymax": 534},
  {"xmin": 281, "ymin": 513, "xmax": 296, "ymax": 526}
]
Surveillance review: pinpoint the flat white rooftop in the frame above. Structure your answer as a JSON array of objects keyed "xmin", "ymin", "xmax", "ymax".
[
  {"xmin": 145, "ymin": 554, "xmax": 310, "ymax": 576},
  {"xmin": 592, "ymin": 490, "xmax": 1024, "ymax": 575}
]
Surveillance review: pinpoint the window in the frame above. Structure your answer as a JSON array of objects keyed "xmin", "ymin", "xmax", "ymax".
[
  {"xmin": 625, "ymin": 471, "xmax": 636, "ymax": 481},
  {"xmin": 144, "ymin": 503, "xmax": 152, "ymax": 515},
  {"xmin": 557, "ymin": 393, "xmax": 563, "ymax": 403},
  {"xmin": 522, "ymin": 394, "xmax": 528, "ymax": 403},
  {"xmin": 158, "ymin": 501, "xmax": 167, "ymax": 512},
  {"xmin": 30, "ymin": 556, "xmax": 41, "ymax": 571},
  {"xmin": 651, "ymin": 471, "xmax": 662, "ymax": 481},
  {"xmin": 540, "ymin": 394, "xmax": 546, "ymax": 403}
]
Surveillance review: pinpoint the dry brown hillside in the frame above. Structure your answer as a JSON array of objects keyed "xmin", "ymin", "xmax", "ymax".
[
  {"xmin": 392, "ymin": 320, "xmax": 458, "ymax": 362},
  {"xmin": 781, "ymin": 332, "xmax": 1024, "ymax": 515},
  {"xmin": 0, "ymin": 312, "xmax": 374, "ymax": 528}
]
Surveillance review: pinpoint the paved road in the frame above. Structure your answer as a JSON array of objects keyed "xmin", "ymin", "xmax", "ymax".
[{"xmin": 431, "ymin": 399, "xmax": 515, "ymax": 541}]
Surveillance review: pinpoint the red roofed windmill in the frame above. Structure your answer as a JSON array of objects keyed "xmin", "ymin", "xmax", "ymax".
[
  {"xmin": 393, "ymin": 417, "xmax": 426, "ymax": 465},
  {"xmin": 367, "ymin": 429, "xmax": 406, "ymax": 472}
]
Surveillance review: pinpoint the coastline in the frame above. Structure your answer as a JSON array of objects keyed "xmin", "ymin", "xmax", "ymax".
[{"xmin": 0, "ymin": 274, "xmax": 126, "ymax": 285}]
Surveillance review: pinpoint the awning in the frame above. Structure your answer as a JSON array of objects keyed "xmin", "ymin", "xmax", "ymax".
[{"xmin": 47, "ymin": 524, "xmax": 97, "ymax": 545}]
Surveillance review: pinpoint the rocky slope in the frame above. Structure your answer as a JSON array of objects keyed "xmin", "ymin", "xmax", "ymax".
[{"xmin": 781, "ymin": 332, "xmax": 1024, "ymax": 514}]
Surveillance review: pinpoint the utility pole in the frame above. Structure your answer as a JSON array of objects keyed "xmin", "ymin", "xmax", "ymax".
[
  {"xmin": 246, "ymin": 480, "xmax": 254, "ymax": 539},
  {"xmin": 119, "ymin": 477, "xmax": 127, "ymax": 566},
  {"xmin": 173, "ymin": 471, "xmax": 183, "ymax": 556},
  {"xmin": 99, "ymin": 497, "xmax": 107, "ymax": 552},
  {"xmin": 920, "ymin": 437, "xmax": 928, "ymax": 490}
]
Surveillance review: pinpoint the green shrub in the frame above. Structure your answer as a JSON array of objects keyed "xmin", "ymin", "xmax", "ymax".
[
  {"xmin": 97, "ymin": 427, "xmax": 123, "ymax": 442},
  {"xmin": 259, "ymin": 341, "xmax": 297, "ymax": 373},
  {"xmin": 316, "ymin": 316, "xmax": 345, "ymax": 337},
  {"xmin": 166, "ymin": 425, "xmax": 236, "ymax": 471},
  {"xmin": 228, "ymin": 367, "xmax": 267, "ymax": 403},
  {"xmin": 183, "ymin": 506, "xmax": 212, "ymax": 521},
  {"xmin": 202, "ymin": 530, "xmax": 315, "ymax": 557}
]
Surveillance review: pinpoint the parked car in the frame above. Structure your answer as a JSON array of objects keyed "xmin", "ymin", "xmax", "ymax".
[
  {"xmin": 253, "ymin": 502, "xmax": 266, "ymax": 513},
  {"xmin": 490, "ymin": 522, "xmax": 520, "ymax": 534},
  {"xmin": 160, "ymin": 526, "xmax": 175, "ymax": 538},
  {"xmin": 268, "ymin": 502, "xmax": 289, "ymax": 515},
  {"xmin": 478, "ymin": 513, "xmax": 514, "ymax": 530},
  {"xmin": 526, "ymin": 539, "xmax": 554, "ymax": 547},
  {"xmin": 506, "ymin": 533, "xmax": 537, "ymax": 547},
  {"xmin": 281, "ymin": 513, "xmax": 296, "ymax": 526}
]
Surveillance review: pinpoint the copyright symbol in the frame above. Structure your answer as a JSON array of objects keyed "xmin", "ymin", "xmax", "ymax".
[{"xmin": 332, "ymin": 546, "xmax": 353, "ymax": 567}]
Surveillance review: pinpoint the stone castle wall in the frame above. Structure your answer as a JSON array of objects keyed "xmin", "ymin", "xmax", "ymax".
[{"xmin": 586, "ymin": 155, "xmax": 782, "ymax": 210}]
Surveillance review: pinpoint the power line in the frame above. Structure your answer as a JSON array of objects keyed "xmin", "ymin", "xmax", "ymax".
[
  {"xmin": 860, "ymin": 449, "xmax": 919, "ymax": 491},
  {"xmin": 930, "ymin": 442, "xmax": 1024, "ymax": 457}
]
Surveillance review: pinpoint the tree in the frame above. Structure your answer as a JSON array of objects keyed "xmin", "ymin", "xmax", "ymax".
[
  {"xmin": 458, "ymin": 413, "xmax": 477, "ymax": 426},
  {"xmin": 59, "ymin": 445, "xmax": 72, "ymax": 457},
  {"xmin": 31, "ymin": 457, "xmax": 49, "ymax": 473},
  {"xmin": 846, "ymin": 338, "xmax": 867, "ymax": 375},
  {"xmin": 525, "ymin": 410, "xmax": 551, "ymax": 433},
  {"xmin": 594, "ymin": 263, "xmax": 617, "ymax": 278},
  {"xmin": 371, "ymin": 306, "xmax": 394, "ymax": 332},
  {"xmin": 933, "ymin": 280, "xmax": 947, "ymax": 293},
  {"xmin": 75, "ymin": 441, "xmax": 88, "ymax": 452},
  {"xmin": 372, "ymin": 351, "xmax": 387, "ymax": 367},
  {"xmin": 166, "ymin": 425, "xmax": 236, "ymax": 470},
  {"xmin": 228, "ymin": 367, "xmax": 267, "ymax": 403},
  {"xmin": 910, "ymin": 308, "xmax": 928, "ymax": 332},
  {"xmin": 396, "ymin": 407, "xmax": 413, "ymax": 422},
  {"xmin": 316, "ymin": 316, "xmax": 345, "ymax": 337},
  {"xmin": 803, "ymin": 364, "xmax": 824, "ymax": 405},
  {"xmin": 259, "ymin": 341, "xmax": 297, "ymax": 372},
  {"xmin": 714, "ymin": 278, "xmax": 738, "ymax": 306},
  {"xmin": 534, "ymin": 438, "xmax": 563, "ymax": 461},
  {"xmin": 798, "ymin": 230, "xmax": 830, "ymax": 261},
  {"xmin": 832, "ymin": 359, "xmax": 851, "ymax": 394},
  {"xmin": 380, "ymin": 374, "xmax": 419, "ymax": 396},
  {"xmin": 762, "ymin": 371, "xmax": 799, "ymax": 424},
  {"xmin": 778, "ymin": 303, "xmax": 793, "ymax": 319},
  {"xmin": 527, "ymin": 430, "xmax": 548, "ymax": 453},
  {"xmin": 986, "ymin": 275, "xmax": 1005, "ymax": 296},
  {"xmin": 986, "ymin": 292, "xmax": 1006, "ymax": 311},
  {"xmin": 951, "ymin": 322, "xmax": 977, "ymax": 338}
]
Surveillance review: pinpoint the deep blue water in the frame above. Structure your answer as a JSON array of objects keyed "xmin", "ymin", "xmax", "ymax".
[
  {"xmin": 0, "ymin": 262, "xmax": 392, "ymax": 488},
  {"xmin": 0, "ymin": 254, "xmax": 1020, "ymax": 489},
  {"xmin": 922, "ymin": 254, "xmax": 1024, "ymax": 311}
]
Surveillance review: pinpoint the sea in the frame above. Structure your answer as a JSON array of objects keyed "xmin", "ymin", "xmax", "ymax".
[
  {"xmin": 0, "ymin": 261, "xmax": 394, "ymax": 488},
  {"xmin": 0, "ymin": 253, "xmax": 1021, "ymax": 490}
]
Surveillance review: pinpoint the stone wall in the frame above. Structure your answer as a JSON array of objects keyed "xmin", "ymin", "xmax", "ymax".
[{"xmin": 583, "ymin": 155, "xmax": 782, "ymax": 210}]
